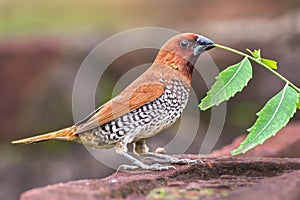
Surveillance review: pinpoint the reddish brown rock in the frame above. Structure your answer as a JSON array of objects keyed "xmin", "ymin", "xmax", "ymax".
[
  {"xmin": 209, "ymin": 123, "xmax": 300, "ymax": 158},
  {"xmin": 20, "ymin": 157, "xmax": 300, "ymax": 200},
  {"xmin": 221, "ymin": 170, "xmax": 300, "ymax": 200}
]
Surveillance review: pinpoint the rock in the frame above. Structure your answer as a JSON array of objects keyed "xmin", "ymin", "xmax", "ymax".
[
  {"xmin": 221, "ymin": 170, "xmax": 300, "ymax": 200},
  {"xmin": 20, "ymin": 157, "xmax": 300, "ymax": 200},
  {"xmin": 209, "ymin": 123, "xmax": 300, "ymax": 158}
]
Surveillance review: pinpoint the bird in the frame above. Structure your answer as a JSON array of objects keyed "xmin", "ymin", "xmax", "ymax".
[{"xmin": 12, "ymin": 33, "xmax": 214, "ymax": 170}]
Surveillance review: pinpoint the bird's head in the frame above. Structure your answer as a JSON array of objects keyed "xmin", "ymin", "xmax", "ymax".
[{"xmin": 154, "ymin": 33, "xmax": 214, "ymax": 82}]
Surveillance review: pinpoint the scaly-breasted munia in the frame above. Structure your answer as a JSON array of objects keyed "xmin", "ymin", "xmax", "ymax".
[{"xmin": 12, "ymin": 33, "xmax": 214, "ymax": 170}]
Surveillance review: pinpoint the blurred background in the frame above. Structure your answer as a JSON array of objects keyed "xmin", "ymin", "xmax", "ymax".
[{"xmin": 1, "ymin": 0, "xmax": 300, "ymax": 199}]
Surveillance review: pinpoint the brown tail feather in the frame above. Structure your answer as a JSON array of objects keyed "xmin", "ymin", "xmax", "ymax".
[{"xmin": 11, "ymin": 126, "xmax": 77, "ymax": 144}]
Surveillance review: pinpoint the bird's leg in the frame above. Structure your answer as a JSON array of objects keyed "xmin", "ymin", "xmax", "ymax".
[
  {"xmin": 116, "ymin": 137, "xmax": 175, "ymax": 171},
  {"xmin": 134, "ymin": 139, "xmax": 198, "ymax": 164}
]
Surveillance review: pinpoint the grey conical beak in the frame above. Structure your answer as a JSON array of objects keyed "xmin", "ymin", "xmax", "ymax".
[{"xmin": 193, "ymin": 35, "xmax": 215, "ymax": 56}]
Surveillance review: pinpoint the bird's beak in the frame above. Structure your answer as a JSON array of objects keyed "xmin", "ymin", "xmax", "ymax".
[{"xmin": 193, "ymin": 35, "xmax": 215, "ymax": 56}]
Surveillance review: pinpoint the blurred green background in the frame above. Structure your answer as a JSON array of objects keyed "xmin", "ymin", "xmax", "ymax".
[{"xmin": 1, "ymin": 0, "xmax": 300, "ymax": 199}]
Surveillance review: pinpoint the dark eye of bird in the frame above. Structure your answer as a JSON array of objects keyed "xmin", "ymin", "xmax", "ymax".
[{"xmin": 179, "ymin": 39, "xmax": 190, "ymax": 49}]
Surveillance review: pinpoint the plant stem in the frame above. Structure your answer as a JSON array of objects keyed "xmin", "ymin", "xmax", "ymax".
[{"xmin": 213, "ymin": 44, "xmax": 300, "ymax": 93}]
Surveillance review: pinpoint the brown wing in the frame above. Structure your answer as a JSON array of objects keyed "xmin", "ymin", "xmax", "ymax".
[{"xmin": 75, "ymin": 83, "xmax": 165, "ymax": 134}]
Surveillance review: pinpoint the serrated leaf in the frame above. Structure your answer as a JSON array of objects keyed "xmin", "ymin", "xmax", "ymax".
[
  {"xmin": 232, "ymin": 84, "xmax": 299, "ymax": 155},
  {"xmin": 261, "ymin": 58, "xmax": 277, "ymax": 69},
  {"xmin": 297, "ymin": 96, "xmax": 300, "ymax": 109},
  {"xmin": 199, "ymin": 57, "xmax": 252, "ymax": 110}
]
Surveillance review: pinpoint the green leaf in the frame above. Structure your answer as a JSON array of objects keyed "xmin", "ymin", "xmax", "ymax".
[
  {"xmin": 298, "ymin": 96, "xmax": 300, "ymax": 109},
  {"xmin": 199, "ymin": 57, "xmax": 252, "ymax": 110},
  {"xmin": 232, "ymin": 84, "xmax": 299, "ymax": 155},
  {"xmin": 246, "ymin": 48, "xmax": 261, "ymax": 59},
  {"xmin": 261, "ymin": 58, "xmax": 277, "ymax": 70},
  {"xmin": 253, "ymin": 49, "xmax": 261, "ymax": 59},
  {"xmin": 246, "ymin": 48, "xmax": 277, "ymax": 70}
]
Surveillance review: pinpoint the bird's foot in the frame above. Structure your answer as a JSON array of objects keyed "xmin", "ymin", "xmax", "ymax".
[
  {"xmin": 116, "ymin": 145, "xmax": 176, "ymax": 171},
  {"xmin": 142, "ymin": 152, "xmax": 202, "ymax": 165},
  {"xmin": 144, "ymin": 157, "xmax": 198, "ymax": 164},
  {"xmin": 168, "ymin": 157, "xmax": 198, "ymax": 164},
  {"xmin": 117, "ymin": 164, "xmax": 139, "ymax": 171},
  {"xmin": 118, "ymin": 162, "xmax": 176, "ymax": 171}
]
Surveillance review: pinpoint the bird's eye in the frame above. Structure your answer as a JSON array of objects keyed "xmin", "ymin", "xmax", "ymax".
[{"xmin": 179, "ymin": 39, "xmax": 190, "ymax": 49}]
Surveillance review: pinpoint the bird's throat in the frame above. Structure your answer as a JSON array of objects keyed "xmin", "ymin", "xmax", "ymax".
[{"xmin": 154, "ymin": 51, "xmax": 194, "ymax": 83}]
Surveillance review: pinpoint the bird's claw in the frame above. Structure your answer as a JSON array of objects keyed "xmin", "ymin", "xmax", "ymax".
[
  {"xmin": 117, "ymin": 163, "xmax": 176, "ymax": 171},
  {"xmin": 117, "ymin": 164, "xmax": 139, "ymax": 171},
  {"xmin": 148, "ymin": 164, "xmax": 176, "ymax": 171},
  {"xmin": 170, "ymin": 158, "xmax": 205, "ymax": 164},
  {"xmin": 171, "ymin": 158, "xmax": 198, "ymax": 164},
  {"xmin": 143, "ymin": 156, "xmax": 198, "ymax": 165}
]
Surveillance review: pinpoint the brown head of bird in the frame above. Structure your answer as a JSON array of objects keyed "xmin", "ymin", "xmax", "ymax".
[{"xmin": 154, "ymin": 33, "xmax": 214, "ymax": 84}]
